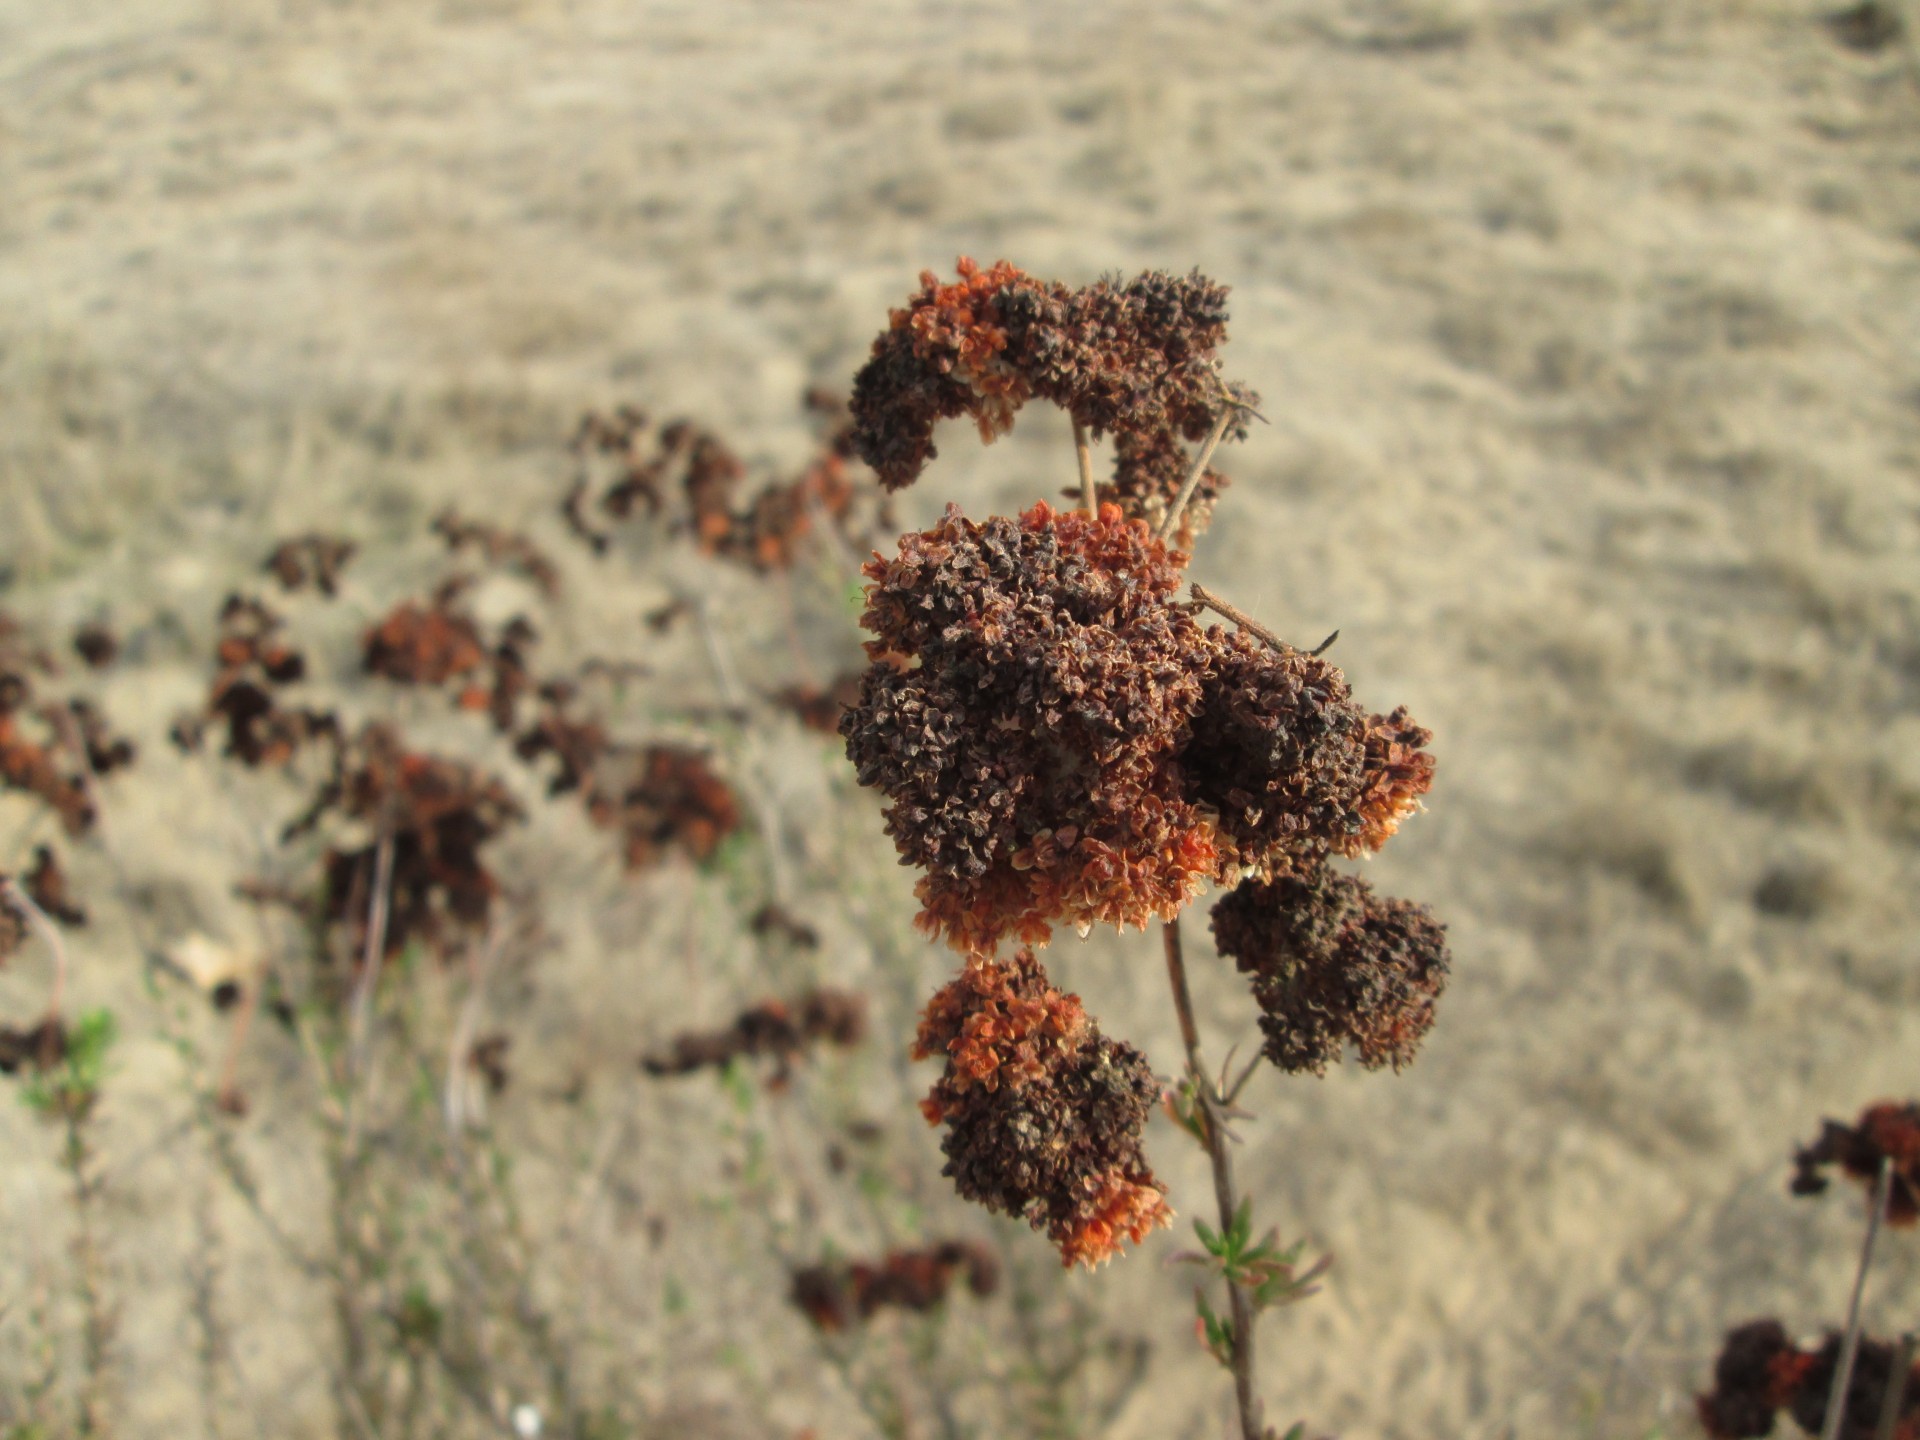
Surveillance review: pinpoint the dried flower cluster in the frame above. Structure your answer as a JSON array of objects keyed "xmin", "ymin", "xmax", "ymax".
[
  {"xmin": 0, "ymin": 1016, "xmax": 65, "ymax": 1075},
  {"xmin": 0, "ymin": 881, "xmax": 25, "ymax": 964},
  {"xmin": 2, "ymin": 612, "xmax": 134, "ymax": 833},
  {"xmin": 432, "ymin": 508, "xmax": 561, "ymax": 597},
  {"xmin": 363, "ymin": 580, "xmax": 538, "ymax": 734},
  {"xmin": 71, "ymin": 622, "xmax": 118, "ymax": 670},
  {"xmin": 285, "ymin": 722, "xmax": 523, "ymax": 965},
  {"xmin": 24, "ymin": 846, "xmax": 85, "ymax": 929},
  {"xmin": 567, "ymin": 390, "xmax": 878, "ymax": 572},
  {"xmin": 848, "ymin": 257, "xmax": 1256, "ymax": 545},
  {"xmin": 174, "ymin": 594, "xmax": 335, "ymax": 768},
  {"xmin": 642, "ymin": 988, "xmax": 866, "ymax": 1081},
  {"xmin": 1791, "ymin": 1101, "xmax": 1920, "ymax": 1226},
  {"xmin": 1210, "ymin": 867, "xmax": 1449, "ymax": 1075},
  {"xmin": 913, "ymin": 948, "xmax": 1170, "ymax": 1267},
  {"xmin": 842, "ymin": 500, "xmax": 1433, "ymax": 954},
  {"xmin": 790, "ymin": 1239, "xmax": 999, "ymax": 1332},
  {"xmin": 1699, "ymin": 1320, "xmax": 1920, "ymax": 1440},
  {"xmin": 266, "ymin": 533, "xmax": 357, "ymax": 596}
]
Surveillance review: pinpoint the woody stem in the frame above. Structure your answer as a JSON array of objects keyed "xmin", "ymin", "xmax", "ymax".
[
  {"xmin": 1073, "ymin": 419, "xmax": 1097, "ymax": 519},
  {"xmin": 1162, "ymin": 916, "xmax": 1262, "ymax": 1439}
]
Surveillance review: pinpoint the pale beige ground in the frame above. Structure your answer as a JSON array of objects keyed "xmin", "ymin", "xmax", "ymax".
[{"xmin": 3, "ymin": 2, "xmax": 1920, "ymax": 1437}]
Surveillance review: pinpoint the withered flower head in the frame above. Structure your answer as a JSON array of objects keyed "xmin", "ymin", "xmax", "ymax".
[
  {"xmin": 1182, "ymin": 629, "xmax": 1371, "ymax": 878},
  {"xmin": 1341, "ymin": 706, "xmax": 1436, "ymax": 857},
  {"xmin": 1698, "ymin": 1321, "xmax": 1920, "ymax": 1440},
  {"xmin": 849, "ymin": 259, "xmax": 1254, "ymax": 525},
  {"xmin": 291, "ymin": 722, "xmax": 524, "ymax": 964},
  {"xmin": 1210, "ymin": 866, "xmax": 1449, "ymax": 1076},
  {"xmin": 1791, "ymin": 1100, "xmax": 1920, "ymax": 1226},
  {"xmin": 914, "ymin": 948, "xmax": 1171, "ymax": 1268},
  {"xmin": 843, "ymin": 500, "xmax": 1219, "ymax": 952},
  {"xmin": 790, "ymin": 1239, "xmax": 999, "ymax": 1332},
  {"xmin": 363, "ymin": 588, "xmax": 488, "ymax": 688}
]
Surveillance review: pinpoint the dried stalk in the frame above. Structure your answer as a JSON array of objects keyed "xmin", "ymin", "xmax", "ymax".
[
  {"xmin": 1, "ymin": 875, "xmax": 70, "ymax": 1021},
  {"xmin": 1822, "ymin": 1157, "xmax": 1896, "ymax": 1440},
  {"xmin": 345, "ymin": 827, "xmax": 396, "ymax": 1086},
  {"xmin": 1156, "ymin": 407, "xmax": 1236, "ymax": 545},
  {"xmin": 1073, "ymin": 418, "xmax": 1097, "ymax": 519},
  {"xmin": 1191, "ymin": 583, "xmax": 1336, "ymax": 660},
  {"xmin": 1162, "ymin": 916, "xmax": 1262, "ymax": 1439},
  {"xmin": 1876, "ymin": 1332, "xmax": 1916, "ymax": 1440}
]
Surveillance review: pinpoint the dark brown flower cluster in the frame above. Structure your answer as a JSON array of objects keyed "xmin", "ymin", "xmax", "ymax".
[
  {"xmin": 1, "ymin": 613, "xmax": 133, "ymax": 833},
  {"xmin": 1210, "ymin": 867, "xmax": 1448, "ymax": 1076},
  {"xmin": 848, "ymin": 258, "xmax": 1255, "ymax": 544},
  {"xmin": 841, "ymin": 500, "xmax": 1433, "ymax": 953},
  {"xmin": 1791, "ymin": 1101, "xmax": 1920, "ymax": 1225},
  {"xmin": 641, "ymin": 988, "xmax": 866, "ymax": 1082},
  {"xmin": 0, "ymin": 1016, "xmax": 65, "ymax": 1075},
  {"xmin": 24, "ymin": 846, "xmax": 85, "ymax": 928},
  {"xmin": 72, "ymin": 622, "xmax": 117, "ymax": 670},
  {"xmin": 174, "ymin": 594, "xmax": 336, "ymax": 768},
  {"xmin": 1699, "ymin": 1319, "xmax": 1920, "ymax": 1440},
  {"xmin": 566, "ymin": 391, "xmax": 877, "ymax": 572},
  {"xmin": 790, "ymin": 1239, "xmax": 999, "ymax": 1332},
  {"xmin": 913, "ymin": 948, "xmax": 1170, "ymax": 1268},
  {"xmin": 265, "ymin": 533, "xmax": 357, "ymax": 596},
  {"xmin": 285, "ymin": 722, "xmax": 524, "ymax": 965}
]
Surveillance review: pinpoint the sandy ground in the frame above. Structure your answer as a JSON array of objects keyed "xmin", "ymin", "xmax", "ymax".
[{"xmin": 3, "ymin": 1, "xmax": 1920, "ymax": 1436}]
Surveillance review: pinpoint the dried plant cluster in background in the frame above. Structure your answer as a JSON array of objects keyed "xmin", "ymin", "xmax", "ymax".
[
  {"xmin": 566, "ymin": 387, "xmax": 887, "ymax": 571},
  {"xmin": 1699, "ymin": 1098, "xmax": 1920, "ymax": 1440},
  {"xmin": 1, "ymin": 611, "xmax": 135, "ymax": 836},
  {"xmin": 642, "ymin": 987, "xmax": 867, "ymax": 1082},
  {"xmin": 790, "ymin": 1239, "xmax": 1000, "ymax": 1332}
]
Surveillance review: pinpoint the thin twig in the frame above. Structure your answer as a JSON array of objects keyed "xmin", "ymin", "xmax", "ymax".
[
  {"xmin": 444, "ymin": 922, "xmax": 501, "ymax": 1136},
  {"xmin": 1190, "ymin": 584, "xmax": 1295, "ymax": 657},
  {"xmin": 2, "ymin": 876, "xmax": 70, "ymax": 1021},
  {"xmin": 1156, "ymin": 407, "xmax": 1236, "ymax": 545},
  {"xmin": 1073, "ymin": 419, "xmax": 1097, "ymax": 519},
  {"xmin": 1875, "ymin": 1332, "xmax": 1916, "ymax": 1440},
  {"xmin": 1822, "ymin": 1157, "xmax": 1896, "ymax": 1440},
  {"xmin": 345, "ymin": 827, "xmax": 396, "ymax": 1084},
  {"xmin": 1162, "ymin": 917, "xmax": 1262, "ymax": 1440}
]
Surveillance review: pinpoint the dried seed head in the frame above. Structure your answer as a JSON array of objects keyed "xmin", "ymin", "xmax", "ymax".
[
  {"xmin": 843, "ymin": 500, "xmax": 1217, "ymax": 951},
  {"xmin": 1791, "ymin": 1100, "xmax": 1920, "ymax": 1225},
  {"xmin": 1697, "ymin": 1321, "xmax": 1920, "ymax": 1440},
  {"xmin": 1183, "ymin": 628, "xmax": 1370, "ymax": 878},
  {"xmin": 915, "ymin": 949, "xmax": 1171, "ymax": 1267},
  {"xmin": 849, "ymin": 260, "xmax": 1257, "ymax": 544},
  {"xmin": 1340, "ymin": 707, "xmax": 1437, "ymax": 857},
  {"xmin": 1211, "ymin": 866, "xmax": 1449, "ymax": 1075}
]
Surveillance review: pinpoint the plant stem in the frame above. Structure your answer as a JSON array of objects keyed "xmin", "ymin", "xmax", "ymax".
[
  {"xmin": 1875, "ymin": 1332, "xmax": 1916, "ymax": 1440},
  {"xmin": 1156, "ymin": 406, "xmax": 1236, "ymax": 545},
  {"xmin": 1162, "ymin": 916, "xmax": 1262, "ymax": 1439},
  {"xmin": 1822, "ymin": 1156, "xmax": 1895, "ymax": 1440},
  {"xmin": 2, "ymin": 875, "xmax": 70, "ymax": 1021},
  {"xmin": 1073, "ymin": 419, "xmax": 1097, "ymax": 519}
]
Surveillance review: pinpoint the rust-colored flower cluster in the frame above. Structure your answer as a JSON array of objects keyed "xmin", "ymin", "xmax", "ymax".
[
  {"xmin": 641, "ymin": 988, "xmax": 866, "ymax": 1082},
  {"xmin": 363, "ymin": 580, "xmax": 537, "ymax": 733},
  {"xmin": 913, "ymin": 948, "xmax": 1170, "ymax": 1267},
  {"xmin": 172, "ymin": 594, "xmax": 335, "ymax": 768},
  {"xmin": 567, "ymin": 390, "xmax": 877, "ymax": 572},
  {"xmin": 841, "ymin": 500, "xmax": 1432, "ymax": 954},
  {"xmin": 1791, "ymin": 1101, "xmax": 1920, "ymax": 1225},
  {"xmin": 1699, "ymin": 1320, "xmax": 1920, "ymax": 1440},
  {"xmin": 1, "ymin": 612, "xmax": 134, "ymax": 832},
  {"xmin": 431, "ymin": 509, "xmax": 561, "ymax": 597},
  {"xmin": 286, "ymin": 722, "xmax": 523, "ymax": 965},
  {"xmin": 790, "ymin": 1239, "xmax": 999, "ymax": 1332},
  {"xmin": 848, "ymin": 258, "xmax": 1255, "ymax": 545},
  {"xmin": 1210, "ymin": 867, "xmax": 1449, "ymax": 1075}
]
